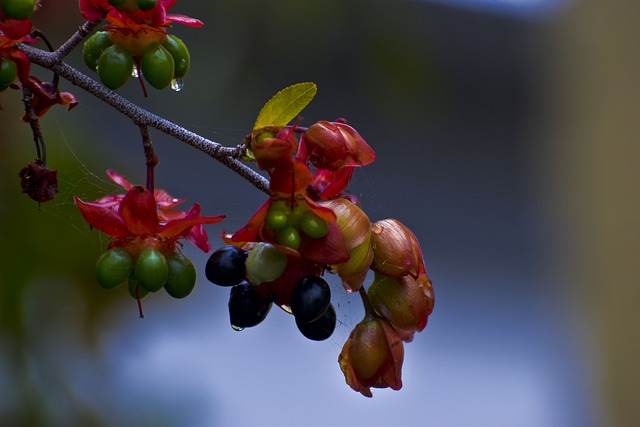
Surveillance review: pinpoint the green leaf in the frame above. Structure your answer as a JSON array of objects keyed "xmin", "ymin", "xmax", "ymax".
[{"xmin": 253, "ymin": 82, "xmax": 317, "ymax": 130}]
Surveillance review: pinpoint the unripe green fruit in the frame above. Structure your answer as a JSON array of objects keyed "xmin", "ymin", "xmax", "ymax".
[
  {"xmin": 1, "ymin": 0, "xmax": 37, "ymax": 20},
  {"xmin": 134, "ymin": 247, "xmax": 169, "ymax": 292},
  {"xmin": 83, "ymin": 31, "xmax": 113, "ymax": 72},
  {"xmin": 108, "ymin": 0, "xmax": 138, "ymax": 12},
  {"xmin": 98, "ymin": 44, "xmax": 133, "ymax": 90},
  {"xmin": 266, "ymin": 208, "xmax": 288, "ymax": 230},
  {"xmin": 137, "ymin": 0, "xmax": 156, "ymax": 11},
  {"xmin": 277, "ymin": 226, "xmax": 301, "ymax": 250},
  {"xmin": 300, "ymin": 210, "xmax": 328, "ymax": 238},
  {"xmin": 164, "ymin": 252, "xmax": 197, "ymax": 299},
  {"xmin": 0, "ymin": 58, "xmax": 18, "ymax": 92},
  {"xmin": 95, "ymin": 247, "xmax": 133, "ymax": 290},
  {"xmin": 245, "ymin": 242, "xmax": 288, "ymax": 285},
  {"xmin": 141, "ymin": 44, "xmax": 175, "ymax": 90},
  {"xmin": 161, "ymin": 35, "xmax": 190, "ymax": 79}
]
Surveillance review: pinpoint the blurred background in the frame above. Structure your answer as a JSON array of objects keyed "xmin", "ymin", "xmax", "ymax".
[{"xmin": 1, "ymin": 0, "xmax": 638, "ymax": 425}]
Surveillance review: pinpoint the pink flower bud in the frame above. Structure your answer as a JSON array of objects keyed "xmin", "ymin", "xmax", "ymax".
[
  {"xmin": 338, "ymin": 317, "xmax": 404, "ymax": 397},
  {"xmin": 370, "ymin": 219, "xmax": 426, "ymax": 278},
  {"xmin": 250, "ymin": 127, "xmax": 298, "ymax": 171},
  {"xmin": 302, "ymin": 120, "xmax": 375, "ymax": 171},
  {"xmin": 368, "ymin": 273, "xmax": 435, "ymax": 342},
  {"xmin": 321, "ymin": 198, "xmax": 373, "ymax": 291}
]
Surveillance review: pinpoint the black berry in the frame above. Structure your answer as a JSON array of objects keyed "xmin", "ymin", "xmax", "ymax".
[
  {"xmin": 205, "ymin": 245, "xmax": 247, "ymax": 286},
  {"xmin": 295, "ymin": 303, "xmax": 336, "ymax": 341},
  {"xmin": 228, "ymin": 284, "xmax": 272, "ymax": 329},
  {"xmin": 290, "ymin": 276, "xmax": 331, "ymax": 323}
]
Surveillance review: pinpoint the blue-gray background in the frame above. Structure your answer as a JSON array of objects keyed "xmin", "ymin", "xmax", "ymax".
[{"xmin": 2, "ymin": 0, "xmax": 638, "ymax": 426}]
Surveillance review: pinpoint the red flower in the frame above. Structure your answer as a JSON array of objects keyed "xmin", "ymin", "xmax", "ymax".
[
  {"xmin": 74, "ymin": 170, "xmax": 224, "ymax": 256},
  {"xmin": 80, "ymin": 0, "xmax": 203, "ymax": 28},
  {"xmin": 338, "ymin": 317, "xmax": 404, "ymax": 398}
]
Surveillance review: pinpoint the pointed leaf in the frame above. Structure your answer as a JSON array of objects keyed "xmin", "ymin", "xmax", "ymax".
[{"xmin": 254, "ymin": 83, "xmax": 317, "ymax": 130}]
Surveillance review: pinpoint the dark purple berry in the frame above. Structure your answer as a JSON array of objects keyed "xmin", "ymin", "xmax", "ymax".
[
  {"xmin": 228, "ymin": 284, "xmax": 272, "ymax": 329},
  {"xmin": 290, "ymin": 276, "xmax": 331, "ymax": 323},
  {"xmin": 205, "ymin": 246, "xmax": 247, "ymax": 286},
  {"xmin": 295, "ymin": 303, "xmax": 336, "ymax": 341}
]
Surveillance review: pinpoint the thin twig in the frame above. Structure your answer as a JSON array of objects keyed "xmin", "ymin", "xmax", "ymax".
[
  {"xmin": 53, "ymin": 20, "xmax": 102, "ymax": 61},
  {"xmin": 21, "ymin": 87, "xmax": 46, "ymax": 164},
  {"xmin": 18, "ymin": 44, "xmax": 271, "ymax": 195},
  {"xmin": 138, "ymin": 124, "xmax": 157, "ymax": 192}
]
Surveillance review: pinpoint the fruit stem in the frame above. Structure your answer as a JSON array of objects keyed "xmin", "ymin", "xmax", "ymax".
[
  {"xmin": 358, "ymin": 286, "xmax": 378, "ymax": 321},
  {"xmin": 135, "ymin": 283, "xmax": 145, "ymax": 319}
]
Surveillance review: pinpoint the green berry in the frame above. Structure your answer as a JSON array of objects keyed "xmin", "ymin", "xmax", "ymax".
[
  {"xmin": 83, "ymin": 31, "xmax": 113, "ymax": 72},
  {"xmin": 141, "ymin": 44, "xmax": 175, "ymax": 90},
  {"xmin": 95, "ymin": 247, "xmax": 133, "ymax": 290},
  {"xmin": 162, "ymin": 35, "xmax": 190, "ymax": 79},
  {"xmin": 266, "ymin": 207, "xmax": 288, "ymax": 230},
  {"xmin": 245, "ymin": 242, "xmax": 287, "ymax": 285},
  {"xmin": 1, "ymin": 0, "xmax": 37, "ymax": 20},
  {"xmin": 134, "ymin": 247, "xmax": 169, "ymax": 292},
  {"xmin": 137, "ymin": 0, "xmax": 156, "ymax": 11},
  {"xmin": 0, "ymin": 58, "xmax": 17, "ymax": 92},
  {"xmin": 277, "ymin": 226, "xmax": 301, "ymax": 250},
  {"xmin": 108, "ymin": 0, "xmax": 138, "ymax": 12},
  {"xmin": 98, "ymin": 44, "xmax": 133, "ymax": 90},
  {"xmin": 164, "ymin": 252, "xmax": 197, "ymax": 299},
  {"xmin": 300, "ymin": 210, "xmax": 328, "ymax": 238}
]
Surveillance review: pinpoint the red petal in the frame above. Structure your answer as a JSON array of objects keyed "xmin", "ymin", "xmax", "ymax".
[
  {"xmin": 231, "ymin": 199, "xmax": 271, "ymax": 243},
  {"xmin": 159, "ymin": 203, "xmax": 224, "ymax": 239},
  {"xmin": 106, "ymin": 170, "xmax": 133, "ymax": 190},
  {"xmin": 119, "ymin": 186, "xmax": 160, "ymax": 235},
  {"xmin": 75, "ymin": 196, "xmax": 129, "ymax": 238},
  {"xmin": 298, "ymin": 221, "xmax": 349, "ymax": 265},
  {"xmin": 166, "ymin": 14, "xmax": 204, "ymax": 27},
  {"xmin": 304, "ymin": 196, "xmax": 337, "ymax": 223}
]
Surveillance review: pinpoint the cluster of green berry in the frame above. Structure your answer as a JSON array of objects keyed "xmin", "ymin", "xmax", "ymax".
[
  {"xmin": 265, "ymin": 201, "xmax": 329, "ymax": 250},
  {"xmin": 95, "ymin": 246, "xmax": 197, "ymax": 300},
  {"xmin": 82, "ymin": 31, "xmax": 190, "ymax": 90},
  {"xmin": 205, "ymin": 244, "xmax": 336, "ymax": 340}
]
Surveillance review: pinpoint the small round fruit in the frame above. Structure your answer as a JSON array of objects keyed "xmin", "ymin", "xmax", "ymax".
[
  {"xmin": 266, "ymin": 207, "xmax": 288, "ymax": 230},
  {"xmin": 95, "ymin": 247, "xmax": 133, "ymax": 289},
  {"xmin": 164, "ymin": 252, "xmax": 197, "ymax": 299},
  {"xmin": 300, "ymin": 210, "xmax": 328, "ymax": 238},
  {"xmin": 141, "ymin": 44, "xmax": 175, "ymax": 90},
  {"xmin": 134, "ymin": 247, "xmax": 169, "ymax": 292},
  {"xmin": 1, "ymin": 0, "xmax": 37, "ymax": 20},
  {"xmin": 108, "ymin": 0, "xmax": 138, "ymax": 12},
  {"xmin": 161, "ymin": 35, "xmax": 190, "ymax": 78},
  {"xmin": 98, "ymin": 44, "xmax": 133, "ymax": 90},
  {"xmin": 83, "ymin": 31, "xmax": 113, "ymax": 72},
  {"xmin": 0, "ymin": 58, "xmax": 18, "ymax": 92},
  {"xmin": 277, "ymin": 226, "xmax": 301, "ymax": 249},
  {"xmin": 205, "ymin": 246, "xmax": 247, "ymax": 287},
  {"xmin": 290, "ymin": 276, "xmax": 331, "ymax": 323},
  {"xmin": 228, "ymin": 284, "xmax": 272, "ymax": 329},
  {"xmin": 295, "ymin": 303, "xmax": 336, "ymax": 341},
  {"xmin": 128, "ymin": 279, "xmax": 150, "ymax": 300},
  {"xmin": 245, "ymin": 242, "xmax": 288, "ymax": 285},
  {"xmin": 137, "ymin": 0, "xmax": 156, "ymax": 11}
]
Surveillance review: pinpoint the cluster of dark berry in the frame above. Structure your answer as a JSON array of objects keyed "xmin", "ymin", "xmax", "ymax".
[{"xmin": 205, "ymin": 245, "xmax": 336, "ymax": 341}]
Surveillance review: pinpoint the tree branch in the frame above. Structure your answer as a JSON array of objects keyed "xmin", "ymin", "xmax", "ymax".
[{"xmin": 18, "ymin": 43, "xmax": 271, "ymax": 195}]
